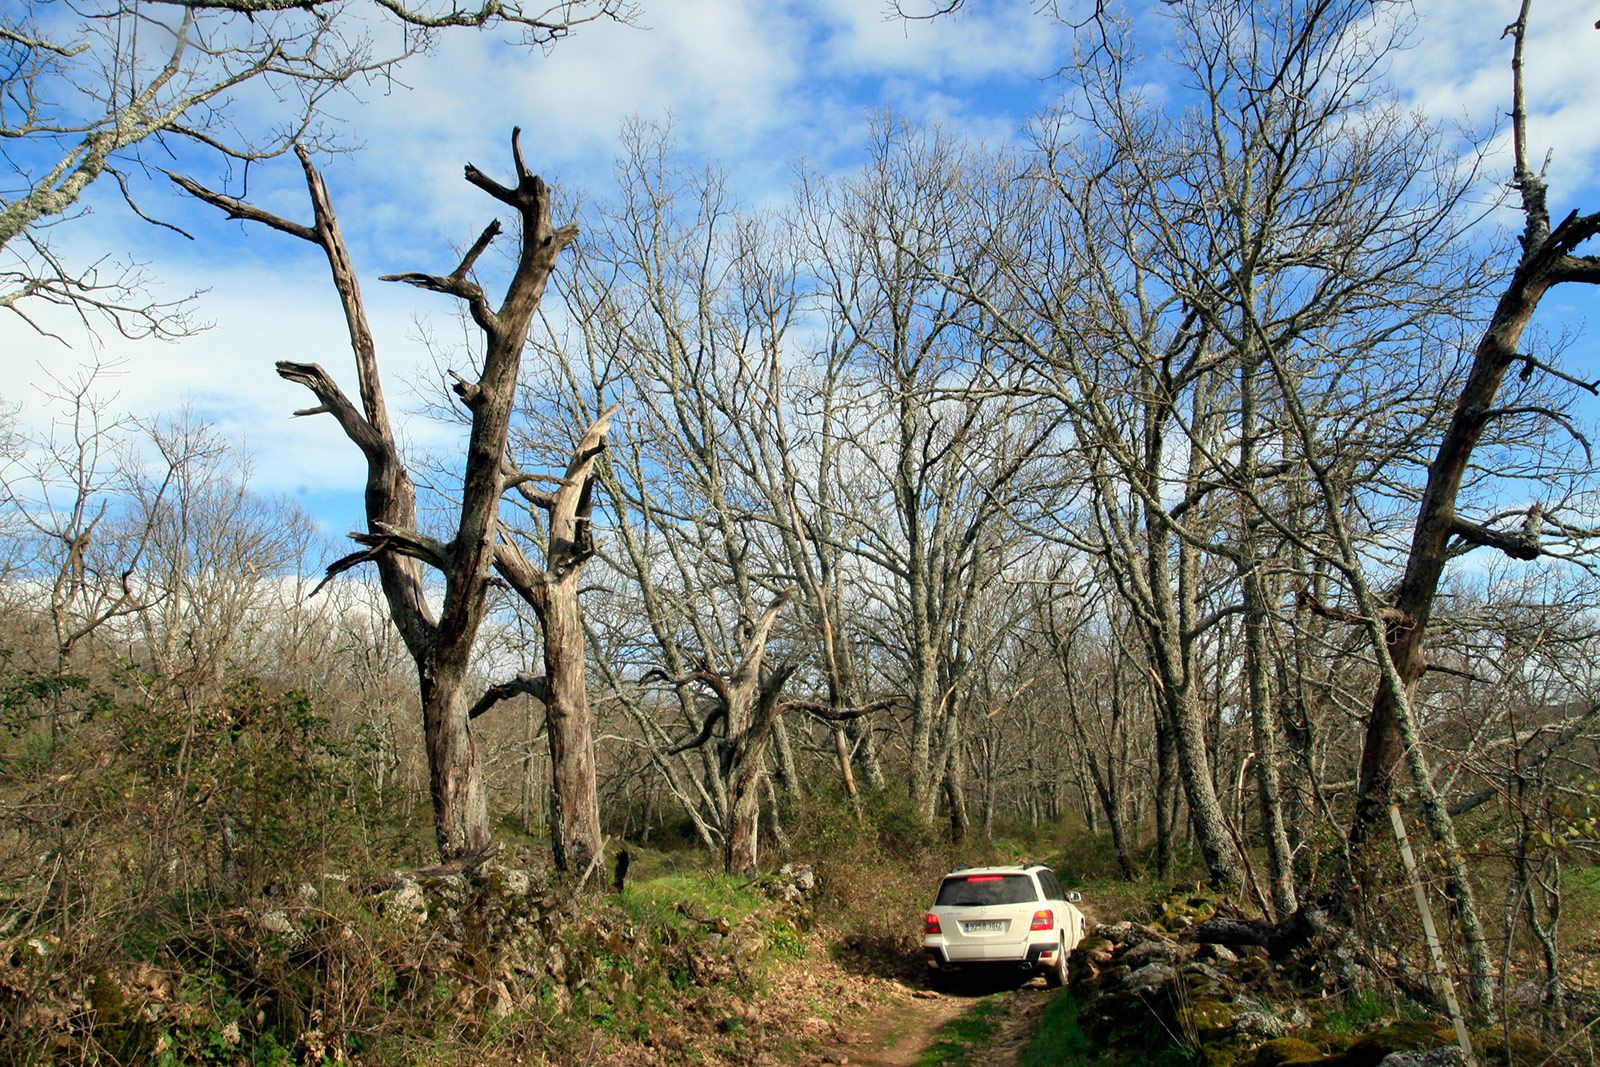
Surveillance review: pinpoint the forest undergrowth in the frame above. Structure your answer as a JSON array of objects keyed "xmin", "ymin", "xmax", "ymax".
[{"xmin": 2, "ymin": 666, "xmax": 1596, "ymax": 1065}]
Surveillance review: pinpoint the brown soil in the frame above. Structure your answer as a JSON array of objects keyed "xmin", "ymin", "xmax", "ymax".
[
  {"xmin": 815, "ymin": 984, "xmax": 971, "ymax": 1066},
  {"xmin": 615, "ymin": 899, "xmax": 1104, "ymax": 1064},
  {"xmin": 811, "ymin": 974, "xmax": 1056, "ymax": 1066},
  {"xmin": 612, "ymin": 935, "xmax": 978, "ymax": 1066}
]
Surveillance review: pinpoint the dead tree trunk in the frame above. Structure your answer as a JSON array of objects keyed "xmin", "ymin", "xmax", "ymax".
[
  {"xmin": 476, "ymin": 405, "xmax": 620, "ymax": 878},
  {"xmin": 1350, "ymin": 2, "xmax": 1600, "ymax": 846},
  {"xmin": 176, "ymin": 131, "xmax": 596, "ymax": 866},
  {"xmin": 1325, "ymin": 4, "xmax": 1600, "ymax": 1012}
]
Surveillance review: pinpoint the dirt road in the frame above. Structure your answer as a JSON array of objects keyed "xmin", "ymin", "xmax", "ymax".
[
  {"xmin": 813, "ymin": 977, "xmax": 1057, "ymax": 1066},
  {"xmin": 808, "ymin": 898, "xmax": 1098, "ymax": 1065}
]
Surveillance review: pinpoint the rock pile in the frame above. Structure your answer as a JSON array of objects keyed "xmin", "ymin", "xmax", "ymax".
[
  {"xmin": 1067, "ymin": 889, "xmax": 1549, "ymax": 1067},
  {"xmin": 760, "ymin": 863, "xmax": 818, "ymax": 907}
]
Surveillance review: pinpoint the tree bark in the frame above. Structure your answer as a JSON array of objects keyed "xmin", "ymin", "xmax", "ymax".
[
  {"xmin": 1237, "ymin": 344, "xmax": 1298, "ymax": 917},
  {"xmin": 542, "ymin": 572, "xmax": 603, "ymax": 876},
  {"xmin": 1144, "ymin": 405, "xmax": 1244, "ymax": 891},
  {"xmin": 1351, "ymin": 3, "xmax": 1600, "ymax": 846},
  {"xmin": 420, "ymin": 663, "xmax": 491, "ymax": 857},
  {"xmin": 180, "ymin": 131, "xmax": 591, "ymax": 864}
]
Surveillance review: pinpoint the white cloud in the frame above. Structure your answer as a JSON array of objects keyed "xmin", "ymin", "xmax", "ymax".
[
  {"xmin": 1384, "ymin": 0, "xmax": 1600, "ymax": 204},
  {"xmin": 11, "ymin": 0, "xmax": 1600, "ymax": 539},
  {"xmin": 807, "ymin": 0, "xmax": 1068, "ymax": 82},
  {"xmin": 2, "ymin": 252, "xmax": 473, "ymax": 514}
]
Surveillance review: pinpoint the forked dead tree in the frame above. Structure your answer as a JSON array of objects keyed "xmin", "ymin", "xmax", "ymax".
[
  {"xmin": 175, "ymin": 132, "xmax": 614, "ymax": 871},
  {"xmin": 471, "ymin": 402, "xmax": 618, "ymax": 877},
  {"xmin": 646, "ymin": 591, "xmax": 889, "ymax": 876},
  {"xmin": 648, "ymin": 593, "xmax": 798, "ymax": 877}
]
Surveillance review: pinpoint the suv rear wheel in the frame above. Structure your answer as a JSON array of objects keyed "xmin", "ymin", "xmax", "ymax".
[{"xmin": 1044, "ymin": 936, "xmax": 1068, "ymax": 988}]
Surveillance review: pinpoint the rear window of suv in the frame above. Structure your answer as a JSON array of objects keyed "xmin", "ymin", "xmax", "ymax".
[{"xmin": 936, "ymin": 874, "xmax": 1039, "ymax": 906}]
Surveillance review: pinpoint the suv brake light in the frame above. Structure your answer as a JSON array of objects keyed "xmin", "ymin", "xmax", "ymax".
[
  {"xmin": 1030, "ymin": 909, "xmax": 1053, "ymax": 931},
  {"xmin": 925, "ymin": 913, "xmax": 942, "ymax": 935}
]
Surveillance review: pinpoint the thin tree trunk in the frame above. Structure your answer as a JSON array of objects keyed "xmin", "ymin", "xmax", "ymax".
[
  {"xmin": 1148, "ymin": 520, "xmax": 1244, "ymax": 891},
  {"xmin": 1240, "ymin": 520, "xmax": 1296, "ymax": 915},
  {"xmin": 833, "ymin": 727, "xmax": 861, "ymax": 810},
  {"xmin": 1154, "ymin": 710, "xmax": 1176, "ymax": 878},
  {"xmin": 771, "ymin": 717, "xmax": 801, "ymax": 797}
]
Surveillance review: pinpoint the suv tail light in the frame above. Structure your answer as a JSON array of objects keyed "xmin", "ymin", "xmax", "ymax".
[
  {"xmin": 925, "ymin": 913, "xmax": 942, "ymax": 935},
  {"xmin": 1030, "ymin": 909, "xmax": 1053, "ymax": 931}
]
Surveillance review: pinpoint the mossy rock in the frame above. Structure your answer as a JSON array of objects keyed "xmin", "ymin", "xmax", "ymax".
[
  {"xmin": 1296, "ymin": 1029, "xmax": 1351, "ymax": 1053},
  {"xmin": 1153, "ymin": 890, "xmax": 1220, "ymax": 934},
  {"xmin": 1204, "ymin": 1046, "xmax": 1247, "ymax": 1067},
  {"xmin": 1191, "ymin": 997, "xmax": 1237, "ymax": 1035},
  {"xmin": 1234, "ymin": 956, "xmax": 1272, "ymax": 985},
  {"xmin": 1081, "ymin": 986, "xmax": 1187, "ymax": 1046},
  {"xmin": 1184, "ymin": 964, "xmax": 1239, "ymax": 1001},
  {"xmin": 85, "ymin": 971, "xmax": 158, "ymax": 1065},
  {"xmin": 1077, "ymin": 936, "xmax": 1116, "ymax": 957},
  {"xmin": 1068, "ymin": 963, "xmax": 1103, "ymax": 991},
  {"xmin": 88, "ymin": 970, "xmax": 125, "ymax": 1018},
  {"xmin": 1469, "ymin": 1029, "xmax": 1550, "ymax": 1066},
  {"xmin": 1252, "ymin": 1037, "xmax": 1339, "ymax": 1066},
  {"xmin": 1080, "ymin": 988, "xmax": 1142, "ymax": 1037},
  {"xmin": 1340, "ymin": 1021, "xmax": 1457, "ymax": 1066}
]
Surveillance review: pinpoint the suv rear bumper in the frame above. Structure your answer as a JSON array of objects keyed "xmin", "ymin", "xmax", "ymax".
[{"xmin": 925, "ymin": 942, "xmax": 1058, "ymax": 972}]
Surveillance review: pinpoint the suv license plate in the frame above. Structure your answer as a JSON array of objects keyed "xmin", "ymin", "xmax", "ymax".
[{"xmin": 963, "ymin": 920, "xmax": 1005, "ymax": 933}]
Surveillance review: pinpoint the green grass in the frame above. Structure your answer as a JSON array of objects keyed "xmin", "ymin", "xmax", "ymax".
[
  {"xmin": 619, "ymin": 867, "xmax": 767, "ymax": 927},
  {"xmin": 1566, "ymin": 863, "xmax": 1600, "ymax": 927},
  {"xmin": 1322, "ymin": 989, "xmax": 1401, "ymax": 1036},
  {"xmin": 915, "ymin": 995, "xmax": 1008, "ymax": 1067},
  {"xmin": 1019, "ymin": 990, "xmax": 1098, "ymax": 1066}
]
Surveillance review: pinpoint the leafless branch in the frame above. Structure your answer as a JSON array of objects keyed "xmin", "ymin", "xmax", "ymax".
[{"xmin": 469, "ymin": 672, "xmax": 550, "ymax": 720}]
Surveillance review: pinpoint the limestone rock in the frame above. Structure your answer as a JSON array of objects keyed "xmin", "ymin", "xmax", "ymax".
[
  {"xmin": 381, "ymin": 878, "xmax": 428, "ymax": 923},
  {"xmin": 1096, "ymin": 920, "xmax": 1161, "ymax": 948},
  {"xmin": 1124, "ymin": 962, "xmax": 1179, "ymax": 996},
  {"xmin": 1378, "ymin": 1049, "xmax": 1467, "ymax": 1067},
  {"xmin": 1122, "ymin": 938, "xmax": 1193, "ymax": 969},
  {"xmin": 1232, "ymin": 1008, "xmax": 1291, "ymax": 1039},
  {"xmin": 258, "ymin": 910, "xmax": 293, "ymax": 935}
]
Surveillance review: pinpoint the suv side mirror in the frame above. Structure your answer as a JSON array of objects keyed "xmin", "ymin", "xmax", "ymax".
[{"xmin": 1066, "ymin": 891, "xmax": 1082, "ymax": 903}]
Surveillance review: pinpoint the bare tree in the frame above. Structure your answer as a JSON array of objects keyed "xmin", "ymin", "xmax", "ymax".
[
  {"xmin": 178, "ymin": 132, "xmax": 612, "ymax": 869},
  {"xmin": 1348, "ymin": 0, "xmax": 1600, "ymax": 842},
  {"xmin": 1, "ymin": 0, "xmax": 632, "ymax": 338},
  {"xmin": 800, "ymin": 122, "xmax": 1056, "ymax": 826},
  {"xmin": 648, "ymin": 593, "xmax": 798, "ymax": 876},
  {"xmin": 1293, "ymin": 0, "xmax": 1600, "ymax": 1011},
  {"xmin": 0, "ymin": 363, "xmax": 213, "ymax": 743},
  {"xmin": 132, "ymin": 413, "xmax": 314, "ymax": 707}
]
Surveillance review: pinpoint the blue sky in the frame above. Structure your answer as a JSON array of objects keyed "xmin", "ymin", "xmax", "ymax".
[{"xmin": 6, "ymin": 0, "xmax": 1600, "ymax": 538}]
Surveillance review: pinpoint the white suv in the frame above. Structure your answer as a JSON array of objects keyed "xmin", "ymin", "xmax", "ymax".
[{"xmin": 922, "ymin": 864, "xmax": 1085, "ymax": 987}]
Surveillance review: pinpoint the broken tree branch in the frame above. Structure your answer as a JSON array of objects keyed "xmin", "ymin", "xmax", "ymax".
[{"xmin": 469, "ymin": 672, "xmax": 551, "ymax": 720}]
